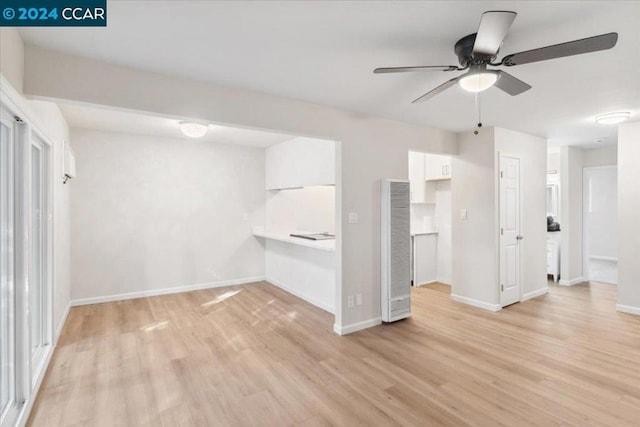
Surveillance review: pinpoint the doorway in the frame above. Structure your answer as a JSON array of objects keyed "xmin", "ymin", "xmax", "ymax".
[{"xmin": 583, "ymin": 166, "xmax": 618, "ymax": 285}]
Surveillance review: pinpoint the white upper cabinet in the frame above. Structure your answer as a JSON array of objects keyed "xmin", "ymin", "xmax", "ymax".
[
  {"xmin": 408, "ymin": 151, "xmax": 436, "ymax": 204},
  {"xmin": 265, "ymin": 137, "xmax": 335, "ymax": 190},
  {"xmin": 425, "ymin": 153, "xmax": 452, "ymax": 181}
]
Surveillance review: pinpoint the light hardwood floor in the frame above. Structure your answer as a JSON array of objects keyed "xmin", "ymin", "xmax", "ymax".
[{"xmin": 29, "ymin": 281, "xmax": 640, "ymax": 426}]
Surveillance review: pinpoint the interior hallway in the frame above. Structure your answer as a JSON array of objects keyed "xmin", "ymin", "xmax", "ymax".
[{"xmin": 29, "ymin": 282, "xmax": 640, "ymax": 426}]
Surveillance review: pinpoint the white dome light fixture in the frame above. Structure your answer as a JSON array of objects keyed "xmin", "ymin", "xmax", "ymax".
[
  {"xmin": 595, "ymin": 112, "xmax": 630, "ymax": 125},
  {"xmin": 458, "ymin": 69, "xmax": 498, "ymax": 93},
  {"xmin": 179, "ymin": 121, "xmax": 209, "ymax": 138}
]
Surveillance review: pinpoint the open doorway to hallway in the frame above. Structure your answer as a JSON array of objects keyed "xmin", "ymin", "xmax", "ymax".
[
  {"xmin": 407, "ymin": 151, "xmax": 453, "ymax": 297},
  {"xmin": 583, "ymin": 166, "xmax": 618, "ymax": 285}
]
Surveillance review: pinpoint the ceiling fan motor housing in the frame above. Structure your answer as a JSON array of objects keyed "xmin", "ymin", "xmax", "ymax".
[{"xmin": 455, "ymin": 33, "xmax": 498, "ymax": 67}]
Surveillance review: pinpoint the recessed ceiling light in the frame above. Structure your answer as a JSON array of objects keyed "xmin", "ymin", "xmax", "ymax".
[
  {"xmin": 179, "ymin": 121, "xmax": 208, "ymax": 138},
  {"xmin": 458, "ymin": 71, "xmax": 498, "ymax": 93},
  {"xmin": 594, "ymin": 139, "xmax": 605, "ymax": 143},
  {"xmin": 595, "ymin": 112, "xmax": 630, "ymax": 125}
]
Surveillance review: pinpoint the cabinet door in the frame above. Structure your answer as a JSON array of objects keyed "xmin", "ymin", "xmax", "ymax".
[
  {"xmin": 413, "ymin": 234, "xmax": 437, "ymax": 285},
  {"xmin": 442, "ymin": 156, "xmax": 452, "ymax": 178},
  {"xmin": 408, "ymin": 152, "xmax": 426, "ymax": 203},
  {"xmin": 425, "ymin": 154, "xmax": 452, "ymax": 181}
]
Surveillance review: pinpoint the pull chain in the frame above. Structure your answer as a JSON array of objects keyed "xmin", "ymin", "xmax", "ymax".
[{"xmin": 474, "ymin": 92, "xmax": 483, "ymax": 135}]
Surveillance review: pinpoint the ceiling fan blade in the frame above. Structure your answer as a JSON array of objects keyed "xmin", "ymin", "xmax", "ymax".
[
  {"xmin": 412, "ymin": 77, "xmax": 460, "ymax": 103},
  {"xmin": 374, "ymin": 65, "xmax": 458, "ymax": 74},
  {"xmin": 473, "ymin": 11, "xmax": 517, "ymax": 57},
  {"xmin": 501, "ymin": 32, "xmax": 618, "ymax": 66},
  {"xmin": 495, "ymin": 71, "xmax": 532, "ymax": 95}
]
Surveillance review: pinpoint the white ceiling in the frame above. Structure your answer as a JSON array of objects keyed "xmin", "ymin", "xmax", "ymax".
[
  {"xmin": 19, "ymin": 1, "xmax": 640, "ymax": 147},
  {"xmin": 59, "ymin": 102, "xmax": 294, "ymax": 147}
]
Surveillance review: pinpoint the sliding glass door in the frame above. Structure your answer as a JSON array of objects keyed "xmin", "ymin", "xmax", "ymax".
[
  {"xmin": 0, "ymin": 100, "xmax": 54, "ymax": 426},
  {"xmin": 0, "ymin": 109, "xmax": 16, "ymax": 426}
]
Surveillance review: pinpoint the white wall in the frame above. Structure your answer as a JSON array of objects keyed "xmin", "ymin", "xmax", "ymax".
[
  {"xmin": 24, "ymin": 45, "xmax": 457, "ymax": 332},
  {"xmin": 434, "ymin": 180, "xmax": 452, "ymax": 284},
  {"xmin": 452, "ymin": 128, "xmax": 497, "ymax": 305},
  {"xmin": 560, "ymin": 146, "xmax": 584, "ymax": 284},
  {"xmin": 266, "ymin": 186, "xmax": 335, "ymax": 234},
  {"xmin": 584, "ymin": 145, "xmax": 617, "ymax": 167},
  {"xmin": 0, "ymin": 28, "xmax": 24, "ymax": 93},
  {"xmin": 585, "ymin": 167, "xmax": 617, "ymax": 259},
  {"xmin": 70, "ymin": 128, "xmax": 266, "ymax": 301},
  {"xmin": 617, "ymin": 121, "xmax": 640, "ymax": 314},
  {"xmin": 452, "ymin": 127, "xmax": 547, "ymax": 308},
  {"xmin": 495, "ymin": 127, "xmax": 548, "ymax": 298}
]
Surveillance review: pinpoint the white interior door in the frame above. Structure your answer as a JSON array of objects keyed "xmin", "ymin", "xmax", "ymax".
[{"xmin": 500, "ymin": 155, "xmax": 521, "ymax": 307}]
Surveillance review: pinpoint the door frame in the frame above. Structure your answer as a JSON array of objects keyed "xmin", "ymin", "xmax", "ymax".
[
  {"xmin": 582, "ymin": 165, "xmax": 618, "ymax": 284},
  {"xmin": 498, "ymin": 152, "xmax": 523, "ymax": 307}
]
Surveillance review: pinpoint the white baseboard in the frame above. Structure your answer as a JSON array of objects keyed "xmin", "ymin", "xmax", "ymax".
[
  {"xmin": 333, "ymin": 317, "xmax": 382, "ymax": 335},
  {"xmin": 559, "ymin": 277, "xmax": 585, "ymax": 286},
  {"xmin": 415, "ymin": 280, "xmax": 438, "ymax": 287},
  {"xmin": 522, "ymin": 287, "xmax": 549, "ymax": 301},
  {"xmin": 70, "ymin": 276, "xmax": 265, "ymax": 307},
  {"xmin": 616, "ymin": 304, "xmax": 640, "ymax": 316},
  {"xmin": 589, "ymin": 255, "xmax": 618, "ymax": 262},
  {"xmin": 265, "ymin": 277, "xmax": 334, "ymax": 314},
  {"xmin": 55, "ymin": 302, "xmax": 71, "ymax": 343},
  {"xmin": 451, "ymin": 294, "xmax": 501, "ymax": 312}
]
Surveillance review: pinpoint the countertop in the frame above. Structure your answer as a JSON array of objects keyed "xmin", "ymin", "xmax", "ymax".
[{"xmin": 253, "ymin": 227, "xmax": 335, "ymax": 252}]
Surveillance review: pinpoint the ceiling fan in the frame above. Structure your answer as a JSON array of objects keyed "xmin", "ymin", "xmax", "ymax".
[{"xmin": 374, "ymin": 11, "xmax": 618, "ymax": 103}]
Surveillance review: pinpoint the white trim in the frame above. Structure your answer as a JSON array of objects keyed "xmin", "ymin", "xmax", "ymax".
[
  {"xmin": 70, "ymin": 276, "xmax": 265, "ymax": 307},
  {"xmin": 522, "ymin": 287, "xmax": 549, "ymax": 301},
  {"xmin": 333, "ymin": 317, "xmax": 382, "ymax": 335},
  {"xmin": 265, "ymin": 277, "xmax": 334, "ymax": 314},
  {"xmin": 616, "ymin": 304, "xmax": 640, "ymax": 316},
  {"xmin": 54, "ymin": 302, "xmax": 71, "ymax": 344},
  {"xmin": 415, "ymin": 280, "xmax": 438, "ymax": 287},
  {"xmin": 559, "ymin": 277, "xmax": 585, "ymax": 286},
  {"xmin": 589, "ymin": 255, "xmax": 618, "ymax": 262},
  {"xmin": 451, "ymin": 294, "xmax": 502, "ymax": 312}
]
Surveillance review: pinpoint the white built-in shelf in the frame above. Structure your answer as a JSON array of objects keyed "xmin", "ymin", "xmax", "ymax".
[{"xmin": 253, "ymin": 227, "xmax": 335, "ymax": 252}]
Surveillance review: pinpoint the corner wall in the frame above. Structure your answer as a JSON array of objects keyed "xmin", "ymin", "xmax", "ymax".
[
  {"xmin": 452, "ymin": 127, "xmax": 547, "ymax": 309},
  {"xmin": 452, "ymin": 128, "xmax": 497, "ymax": 307},
  {"xmin": 495, "ymin": 127, "xmax": 547, "ymax": 299},
  {"xmin": 23, "ymin": 45, "xmax": 458, "ymax": 332},
  {"xmin": 617, "ymin": 121, "xmax": 640, "ymax": 314}
]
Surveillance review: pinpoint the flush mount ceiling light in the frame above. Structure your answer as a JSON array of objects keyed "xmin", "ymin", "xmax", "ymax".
[
  {"xmin": 595, "ymin": 112, "xmax": 630, "ymax": 125},
  {"xmin": 458, "ymin": 69, "xmax": 499, "ymax": 93},
  {"xmin": 179, "ymin": 121, "xmax": 209, "ymax": 138}
]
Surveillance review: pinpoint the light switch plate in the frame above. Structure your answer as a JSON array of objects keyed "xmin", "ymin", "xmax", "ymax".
[
  {"xmin": 355, "ymin": 294, "xmax": 363, "ymax": 306},
  {"xmin": 243, "ymin": 213, "xmax": 249, "ymax": 221},
  {"xmin": 460, "ymin": 209, "xmax": 468, "ymax": 220},
  {"xmin": 348, "ymin": 212, "xmax": 359, "ymax": 224},
  {"xmin": 347, "ymin": 296, "xmax": 355, "ymax": 308}
]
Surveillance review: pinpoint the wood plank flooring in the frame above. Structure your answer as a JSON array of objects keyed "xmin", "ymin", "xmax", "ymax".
[{"xmin": 28, "ymin": 281, "xmax": 640, "ymax": 426}]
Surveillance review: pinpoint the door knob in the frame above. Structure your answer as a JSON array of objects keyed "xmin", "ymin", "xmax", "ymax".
[{"xmin": 516, "ymin": 235, "xmax": 524, "ymax": 240}]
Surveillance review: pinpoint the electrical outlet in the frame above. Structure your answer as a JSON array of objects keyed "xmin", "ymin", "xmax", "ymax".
[
  {"xmin": 347, "ymin": 296, "xmax": 355, "ymax": 308},
  {"xmin": 355, "ymin": 293, "xmax": 363, "ymax": 306},
  {"xmin": 348, "ymin": 212, "xmax": 358, "ymax": 224}
]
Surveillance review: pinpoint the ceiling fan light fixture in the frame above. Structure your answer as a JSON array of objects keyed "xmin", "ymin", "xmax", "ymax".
[
  {"xmin": 458, "ymin": 71, "xmax": 498, "ymax": 93},
  {"xmin": 595, "ymin": 112, "xmax": 630, "ymax": 125},
  {"xmin": 179, "ymin": 121, "xmax": 209, "ymax": 138}
]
